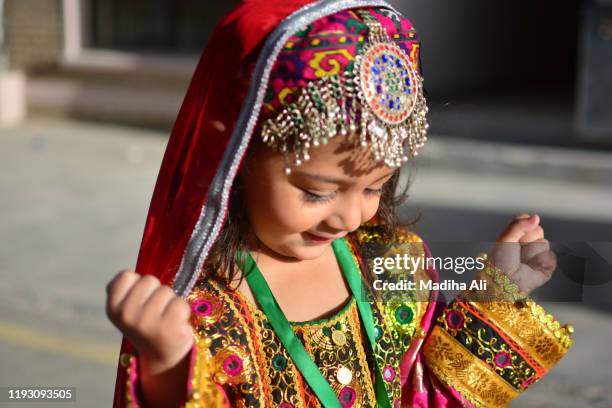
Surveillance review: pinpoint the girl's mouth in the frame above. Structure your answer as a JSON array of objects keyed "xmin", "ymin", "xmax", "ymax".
[{"xmin": 303, "ymin": 232, "xmax": 335, "ymax": 243}]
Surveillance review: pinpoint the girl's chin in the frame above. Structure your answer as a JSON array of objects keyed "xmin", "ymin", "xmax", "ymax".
[
  {"xmin": 279, "ymin": 241, "xmax": 329, "ymax": 261},
  {"xmin": 295, "ymin": 248, "xmax": 328, "ymax": 261},
  {"xmin": 259, "ymin": 235, "xmax": 330, "ymax": 261}
]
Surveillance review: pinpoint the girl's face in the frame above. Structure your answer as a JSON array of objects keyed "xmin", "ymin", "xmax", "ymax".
[{"xmin": 241, "ymin": 136, "xmax": 396, "ymax": 261}]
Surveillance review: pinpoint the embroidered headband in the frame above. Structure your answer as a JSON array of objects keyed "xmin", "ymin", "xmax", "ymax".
[{"xmin": 260, "ymin": 8, "xmax": 428, "ymax": 173}]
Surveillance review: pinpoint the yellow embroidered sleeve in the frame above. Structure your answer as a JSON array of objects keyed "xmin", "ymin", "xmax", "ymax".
[
  {"xmin": 424, "ymin": 289, "xmax": 573, "ymax": 407},
  {"xmin": 185, "ymin": 336, "xmax": 227, "ymax": 408},
  {"xmin": 353, "ymin": 223, "xmax": 574, "ymax": 407}
]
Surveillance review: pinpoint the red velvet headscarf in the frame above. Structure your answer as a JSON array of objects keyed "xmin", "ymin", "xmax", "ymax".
[{"xmin": 135, "ymin": 0, "xmax": 319, "ymax": 288}]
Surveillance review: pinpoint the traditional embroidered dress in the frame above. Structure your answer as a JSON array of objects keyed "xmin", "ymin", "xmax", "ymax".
[{"xmin": 111, "ymin": 1, "xmax": 573, "ymax": 407}]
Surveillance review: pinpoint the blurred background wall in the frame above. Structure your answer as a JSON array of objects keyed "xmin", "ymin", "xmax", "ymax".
[{"xmin": 4, "ymin": 0, "xmax": 611, "ymax": 141}]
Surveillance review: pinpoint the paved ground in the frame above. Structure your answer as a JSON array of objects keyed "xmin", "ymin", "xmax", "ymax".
[{"xmin": 0, "ymin": 118, "xmax": 610, "ymax": 407}]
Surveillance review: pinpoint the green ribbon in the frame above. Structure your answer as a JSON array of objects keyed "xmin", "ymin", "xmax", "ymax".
[
  {"xmin": 238, "ymin": 238, "xmax": 391, "ymax": 408},
  {"xmin": 331, "ymin": 238, "xmax": 392, "ymax": 408}
]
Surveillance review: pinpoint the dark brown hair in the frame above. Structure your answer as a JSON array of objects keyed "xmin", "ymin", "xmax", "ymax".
[{"xmin": 202, "ymin": 139, "xmax": 419, "ymax": 288}]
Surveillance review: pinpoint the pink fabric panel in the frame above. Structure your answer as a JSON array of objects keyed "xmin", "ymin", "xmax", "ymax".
[{"xmin": 399, "ymin": 241, "xmax": 474, "ymax": 407}]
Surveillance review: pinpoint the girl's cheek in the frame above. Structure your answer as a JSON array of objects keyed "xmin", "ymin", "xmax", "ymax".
[
  {"xmin": 270, "ymin": 191, "xmax": 328, "ymax": 230},
  {"xmin": 365, "ymin": 199, "xmax": 381, "ymax": 221}
]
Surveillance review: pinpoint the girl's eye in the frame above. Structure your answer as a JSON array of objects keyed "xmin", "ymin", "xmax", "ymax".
[
  {"xmin": 301, "ymin": 190, "xmax": 335, "ymax": 204},
  {"xmin": 365, "ymin": 187, "xmax": 384, "ymax": 196},
  {"xmin": 301, "ymin": 187, "xmax": 383, "ymax": 204}
]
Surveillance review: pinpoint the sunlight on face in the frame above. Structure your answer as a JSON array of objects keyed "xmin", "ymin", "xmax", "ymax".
[{"xmin": 240, "ymin": 134, "xmax": 397, "ymax": 261}]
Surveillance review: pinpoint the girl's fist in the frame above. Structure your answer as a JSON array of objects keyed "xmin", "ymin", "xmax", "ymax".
[
  {"xmin": 489, "ymin": 214, "xmax": 557, "ymax": 294},
  {"xmin": 106, "ymin": 271, "xmax": 194, "ymax": 373}
]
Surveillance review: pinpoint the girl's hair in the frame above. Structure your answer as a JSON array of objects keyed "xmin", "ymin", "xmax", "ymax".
[{"xmin": 202, "ymin": 137, "xmax": 420, "ymax": 288}]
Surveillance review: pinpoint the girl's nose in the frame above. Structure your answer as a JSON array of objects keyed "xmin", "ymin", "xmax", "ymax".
[{"xmin": 329, "ymin": 196, "xmax": 363, "ymax": 233}]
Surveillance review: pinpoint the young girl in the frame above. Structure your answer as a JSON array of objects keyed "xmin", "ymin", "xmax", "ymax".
[{"xmin": 107, "ymin": 1, "xmax": 573, "ymax": 407}]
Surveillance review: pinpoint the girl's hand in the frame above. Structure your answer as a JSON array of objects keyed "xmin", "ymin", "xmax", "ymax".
[
  {"xmin": 105, "ymin": 270, "xmax": 194, "ymax": 375},
  {"xmin": 489, "ymin": 214, "xmax": 557, "ymax": 295}
]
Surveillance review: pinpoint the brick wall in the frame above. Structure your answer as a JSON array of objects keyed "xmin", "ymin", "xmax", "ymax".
[{"xmin": 5, "ymin": 0, "xmax": 63, "ymax": 71}]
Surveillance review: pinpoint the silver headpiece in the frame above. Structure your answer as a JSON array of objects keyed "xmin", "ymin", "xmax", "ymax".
[{"xmin": 260, "ymin": 10, "xmax": 429, "ymax": 174}]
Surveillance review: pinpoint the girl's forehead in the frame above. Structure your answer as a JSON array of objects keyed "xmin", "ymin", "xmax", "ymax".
[
  {"xmin": 292, "ymin": 135, "xmax": 391, "ymax": 179},
  {"xmin": 249, "ymin": 131, "xmax": 395, "ymax": 181}
]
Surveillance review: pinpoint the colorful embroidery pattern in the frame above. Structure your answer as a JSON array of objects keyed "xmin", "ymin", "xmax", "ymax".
[
  {"xmin": 263, "ymin": 9, "xmax": 419, "ymax": 117},
  {"xmin": 291, "ymin": 296, "xmax": 378, "ymax": 407},
  {"xmin": 462, "ymin": 298, "xmax": 573, "ymax": 368},
  {"xmin": 424, "ymin": 296, "xmax": 574, "ymax": 407},
  {"xmin": 424, "ymin": 326, "xmax": 519, "ymax": 408},
  {"xmin": 187, "ymin": 337, "xmax": 228, "ymax": 408},
  {"xmin": 183, "ymin": 225, "xmax": 426, "ymax": 407},
  {"xmin": 189, "ymin": 281, "xmax": 268, "ymax": 406},
  {"xmin": 437, "ymin": 301, "xmax": 542, "ymax": 390}
]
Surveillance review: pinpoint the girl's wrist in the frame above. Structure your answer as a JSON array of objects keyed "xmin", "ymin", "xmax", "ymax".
[
  {"xmin": 139, "ymin": 342, "xmax": 194, "ymax": 408},
  {"xmin": 139, "ymin": 339, "xmax": 194, "ymax": 376},
  {"xmin": 477, "ymin": 252, "xmax": 529, "ymax": 301}
]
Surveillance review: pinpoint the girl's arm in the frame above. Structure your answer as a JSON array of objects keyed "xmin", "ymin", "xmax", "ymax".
[
  {"xmin": 396, "ymin": 222, "xmax": 573, "ymax": 407},
  {"xmin": 107, "ymin": 271, "xmax": 227, "ymax": 407},
  {"xmin": 139, "ymin": 349, "xmax": 191, "ymax": 408}
]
